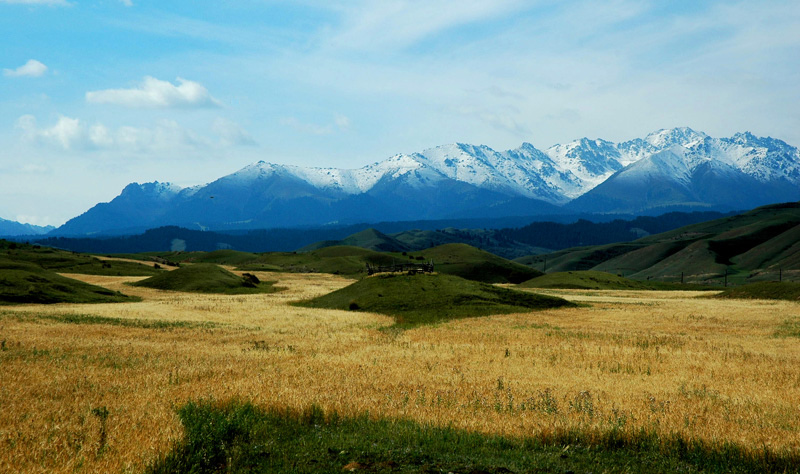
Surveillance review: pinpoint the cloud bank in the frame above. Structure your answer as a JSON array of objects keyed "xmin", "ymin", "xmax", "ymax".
[{"xmin": 86, "ymin": 76, "xmax": 222, "ymax": 108}]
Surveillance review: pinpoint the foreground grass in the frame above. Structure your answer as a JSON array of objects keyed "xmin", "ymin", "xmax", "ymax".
[
  {"xmin": 3, "ymin": 272, "xmax": 800, "ymax": 473},
  {"xmin": 296, "ymin": 273, "xmax": 576, "ymax": 327},
  {"xmin": 146, "ymin": 399, "xmax": 799, "ymax": 474},
  {"xmin": 1, "ymin": 311, "xmax": 218, "ymax": 330}
]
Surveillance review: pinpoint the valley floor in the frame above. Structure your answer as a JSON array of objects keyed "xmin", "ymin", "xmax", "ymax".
[{"xmin": 1, "ymin": 271, "xmax": 799, "ymax": 472}]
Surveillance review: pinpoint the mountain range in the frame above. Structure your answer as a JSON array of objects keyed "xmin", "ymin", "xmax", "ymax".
[
  {"xmin": 0, "ymin": 217, "xmax": 54, "ymax": 237},
  {"xmin": 45, "ymin": 127, "xmax": 800, "ymax": 236}
]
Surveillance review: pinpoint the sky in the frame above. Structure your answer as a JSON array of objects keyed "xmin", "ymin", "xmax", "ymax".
[{"xmin": 1, "ymin": 0, "xmax": 799, "ymax": 227}]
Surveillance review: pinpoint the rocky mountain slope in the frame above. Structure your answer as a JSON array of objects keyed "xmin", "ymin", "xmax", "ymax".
[{"xmin": 52, "ymin": 128, "xmax": 800, "ymax": 236}]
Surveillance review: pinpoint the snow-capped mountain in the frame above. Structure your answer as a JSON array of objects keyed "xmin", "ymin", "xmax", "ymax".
[
  {"xmin": 52, "ymin": 128, "xmax": 800, "ymax": 236},
  {"xmin": 569, "ymin": 130, "xmax": 800, "ymax": 213}
]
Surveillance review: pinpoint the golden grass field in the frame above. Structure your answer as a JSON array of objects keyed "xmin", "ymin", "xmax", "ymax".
[{"xmin": 1, "ymin": 269, "xmax": 799, "ymax": 473}]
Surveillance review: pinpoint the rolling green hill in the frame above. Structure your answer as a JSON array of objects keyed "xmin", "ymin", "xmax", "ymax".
[
  {"xmin": 131, "ymin": 263, "xmax": 278, "ymax": 294},
  {"xmin": 516, "ymin": 202, "xmax": 800, "ymax": 285},
  {"xmin": 406, "ymin": 243, "xmax": 542, "ymax": 284},
  {"xmin": 715, "ymin": 281, "xmax": 800, "ymax": 301},
  {"xmin": 0, "ymin": 260, "xmax": 138, "ymax": 305},
  {"xmin": 238, "ymin": 246, "xmax": 397, "ymax": 276},
  {"xmin": 299, "ymin": 227, "xmax": 543, "ymax": 259},
  {"xmin": 299, "ymin": 228, "xmax": 410, "ymax": 253},
  {"xmin": 519, "ymin": 271, "xmax": 655, "ymax": 290},
  {"xmin": 297, "ymin": 273, "xmax": 575, "ymax": 327},
  {"xmin": 518, "ymin": 270, "xmax": 710, "ymax": 291},
  {"xmin": 124, "ymin": 243, "xmax": 540, "ymax": 283},
  {"xmin": 1, "ymin": 240, "xmax": 162, "ymax": 276}
]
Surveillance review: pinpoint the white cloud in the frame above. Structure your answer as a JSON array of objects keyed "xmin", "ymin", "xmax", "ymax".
[
  {"xmin": 280, "ymin": 117, "xmax": 332, "ymax": 135},
  {"xmin": 3, "ymin": 59, "xmax": 48, "ymax": 78},
  {"xmin": 15, "ymin": 114, "xmax": 209, "ymax": 152},
  {"xmin": 452, "ymin": 104, "xmax": 530, "ymax": 137},
  {"xmin": 15, "ymin": 215, "xmax": 53, "ymax": 227},
  {"xmin": 212, "ymin": 118, "xmax": 256, "ymax": 146},
  {"xmin": 326, "ymin": 0, "xmax": 531, "ymax": 51},
  {"xmin": 334, "ymin": 114, "xmax": 351, "ymax": 131},
  {"xmin": 86, "ymin": 76, "xmax": 222, "ymax": 108},
  {"xmin": 280, "ymin": 114, "xmax": 352, "ymax": 136},
  {"xmin": 120, "ymin": 0, "xmax": 133, "ymax": 6},
  {"xmin": 16, "ymin": 115, "xmax": 86, "ymax": 149}
]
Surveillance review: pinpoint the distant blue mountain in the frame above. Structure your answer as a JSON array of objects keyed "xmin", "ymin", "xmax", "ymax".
[
  {"xmin": 51, "ymin": 128, "xmax": 800, "ymax": 236},
  {"xmin": 0, "ymin": 217, "xmax": 54, "ymax": 237}
]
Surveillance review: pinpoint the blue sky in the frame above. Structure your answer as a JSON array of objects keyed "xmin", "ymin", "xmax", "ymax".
[{"xmin": 2, "ymin": 0, "xmax": 799, "ymax": 226}]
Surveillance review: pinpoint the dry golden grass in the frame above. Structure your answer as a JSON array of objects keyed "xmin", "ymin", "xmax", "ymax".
[{"xmin": 1, "ymin": 272, "xmax": 799, "ymax": 473}]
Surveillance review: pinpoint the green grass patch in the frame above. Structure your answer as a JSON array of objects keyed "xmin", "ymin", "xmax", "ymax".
[
  {"xmin": 519, "ymin": 271, "xmax": 713, "ymax": 291},
  {"xmin": 0, "ymin": 262, "xmax": 139, "ymax": 305},
  {"xmin": 715, "ymin": 281, "xmax": 800, "ymax": 302},
  {"xmin": 1, "ymin": 240, "xmax": 162, "ymax": 276},
  {"xmin": 145, "ymin": 400, "xmax": 800, "ymax": 474},
  {"xmin": 132, "ymin": 264, "xmax": 280, "ymax": 294},
  {"xmin": 296, "ymin": 273, "xmax": 575, "ymax": 327},
  {"xmin": 775, "ymin": 318, "xmax": 800, "ymax": 338},
  {"xmin": 0, "ymin": 311, "xmax": 218, "ymax": 330},
  {"xmin": 237, "ymin": 246, "xmax": 396, "ymax": 276},
  {"xmin": 180, "ymin": 249, "xmax": 261, "ymax": 266},
  {"xmin": 519, "ymin": 271, "xmax": 654, "ymax": 290}
]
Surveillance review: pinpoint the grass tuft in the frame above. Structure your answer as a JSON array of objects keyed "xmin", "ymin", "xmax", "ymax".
[
  {"xmin": 145, "ymin": 400, "xmax": 800, "ymax": 474},
  {"xmin": 0, "ymin": 310, "xmax": 219, "ymax": 329}
]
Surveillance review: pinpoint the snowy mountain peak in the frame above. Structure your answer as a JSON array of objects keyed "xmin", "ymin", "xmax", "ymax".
[
  {"xmin": 645, "ymin": 127, "xmax": 708, "ymax": 148},
  {"xmin": 121, "ymin": 181, "xmax": 183, "ymax": 200}
]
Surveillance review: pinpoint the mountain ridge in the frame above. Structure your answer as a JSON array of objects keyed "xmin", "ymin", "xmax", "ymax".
[{"xmin": 51, "ymin": 127, "xmax": 800, "ymax": 236}]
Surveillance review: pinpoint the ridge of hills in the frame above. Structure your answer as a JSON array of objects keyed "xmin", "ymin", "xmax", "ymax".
[
  {"xmin": 516, "ymin": 202, "xmax": 800, "ymax": 284},
  {"xmin": 0, "ymin": 240, "xmax": 147, "ymax": 304},
  {"xmin": 49, "ymin": 127, "xmax": 800, "ymax": 236},
  {"xmin": 111, "ymin": 243, "xmax": 542, "ymax": 284},
  {"xmin": 34, "ymin": 210, "xmax": 732, "ymax": 259}
]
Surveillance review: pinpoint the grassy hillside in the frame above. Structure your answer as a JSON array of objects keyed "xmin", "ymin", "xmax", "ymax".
[
  {"xmin": 299, "ymin": 228, "xmax": 410, "ymax": 253},
  {"xmin": 238, "ymin": 246, "xmax": 397, "ymax": 276},
  {"xmin": 516, "ymin": 202, "xmax": 800, "ymax": 284},
  {"xmin": 519, "ymin": 271, "xmax": 655, "ymax": 290},
  {"xmin": 715, "ymin": 282, "xmax": 800, "ymax": 301},
  {"xmin": 237, "ymin": 243, "xmax": 540, "ymax": 283},
  {"xmin": 1, "ymin": 240, "xmax": 162, "ymax": 276},
  {"xmin": 515, "ymin": 243, "xmax": 641, "ymax": 274},
  {"xmin": 407, "ymin": 243, "xmax": 542, "ymax": 284},
  {"xmin": 0, "ymin": 260, "xmax": 137, "ymax": 304},
  {"xmin": 519, "ymin": 270, "xmax": 710, "ymax": 291},
  {"xmin": 297, "ymin": 272, "xmax": 575, "ymax": 327},
  {"xmin": 179, "ymin": 249, "xmax": 261, "ymax": 266},
  {"xmin": 132, "ymin": 263, "xmax": 278, "ymax": 294}
]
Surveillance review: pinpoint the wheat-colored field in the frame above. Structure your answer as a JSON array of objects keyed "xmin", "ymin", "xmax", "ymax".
[{"xmin": 1, "ymin": 271, "xmax": 799, "ymax": 473}]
